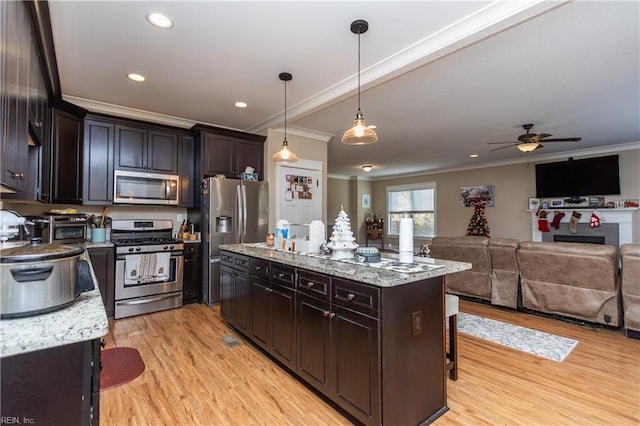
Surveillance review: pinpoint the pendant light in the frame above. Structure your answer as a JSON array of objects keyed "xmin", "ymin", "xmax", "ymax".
[
  {"xmin": 272, "ymin": 72, "xmax": 298, "ymax": 164},
  {"xmin": 342, "ymin": 19, "xmax": 378, "ymax": 145}
]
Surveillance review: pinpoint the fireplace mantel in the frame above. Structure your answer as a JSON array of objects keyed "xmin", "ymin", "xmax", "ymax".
[{"xmin": 528, "ymin": 208, "xmax": 639, "ymax": 247}]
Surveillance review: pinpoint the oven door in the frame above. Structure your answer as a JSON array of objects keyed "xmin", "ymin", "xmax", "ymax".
[
  {"xmin": 46, "ymin": 224, "xmax": 87, "ymax": 244},
  {"xmin": 115, "ymin": 252, "xmax": 183, "ymax": 300}
]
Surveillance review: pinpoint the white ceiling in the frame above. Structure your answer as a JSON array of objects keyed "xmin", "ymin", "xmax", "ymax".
[{"xmin": 48, "ymin": 1, "xmax": 640, "ymax": 179}]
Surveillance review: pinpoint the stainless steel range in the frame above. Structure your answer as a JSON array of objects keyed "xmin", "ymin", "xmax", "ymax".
[{"xmin": 111, "ymin": 219, "xmax": 184, "ymax": 319}]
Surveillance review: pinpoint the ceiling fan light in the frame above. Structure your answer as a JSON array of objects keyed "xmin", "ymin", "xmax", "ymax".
[
  {"xmin": 272, "ymin": 139, "xmax": 298, "ymax": 164},
  {"xmin": 342, "ymin": 117, "xmax": 378, "ymax": 145},
  {"xmin": 517, "ymin": 142, "xmax": 539, "ymax": 153}
]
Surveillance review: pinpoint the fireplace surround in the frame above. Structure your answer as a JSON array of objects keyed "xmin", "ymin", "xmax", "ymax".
[{"xmin": 530, "ymin": 208, "xmax": 639, "ymax": 247}]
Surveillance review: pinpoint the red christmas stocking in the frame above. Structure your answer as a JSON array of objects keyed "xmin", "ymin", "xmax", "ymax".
[
  {"xmin": 550, "ymin": 211, "xmax": 565, "ymax": 229},
  {"xmin": 590, "ymin": 212, "xmax": 601, "ymax": 228},
  {"xmin": 537, "ymin": 210, "xmax": 550, "ymax": 232}
]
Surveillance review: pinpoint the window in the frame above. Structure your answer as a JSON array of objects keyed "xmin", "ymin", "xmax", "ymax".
[{"xmin": 387, "ymin": 182, "xmax": 436, "ymax": 237}]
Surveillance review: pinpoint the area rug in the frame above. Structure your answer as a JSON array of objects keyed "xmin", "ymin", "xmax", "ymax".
[
  {"xmin": 100, "ymin": 347, "xmax": 145, "ymax": 391},
  {"xmin": 457, "ymin": 313, "xmax": 578, "ymax": 362}
]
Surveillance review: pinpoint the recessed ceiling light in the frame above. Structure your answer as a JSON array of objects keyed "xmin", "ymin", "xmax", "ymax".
[
  {"xmin": 469, "ymin": 154, "xmax": 479, "ymax": 158},
  {"xmin": 126, "ymin": 73, "xmax": 146, "ymax": 82},
  {"xmin": 234, "ymin": 101, "xmax": 248, "ymax": 108},
  {"xmin": 146, "ymin": 12, "xmax": 174, "ymax": 29},
  {"xmin": 362, "ymin": 165, "xmax": 373, "ymax": 172}
]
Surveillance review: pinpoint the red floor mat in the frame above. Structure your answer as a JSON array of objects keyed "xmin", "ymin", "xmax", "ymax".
[{"xmin": 100, "ymin": 347, "xmax": 145, "ymax": 391}]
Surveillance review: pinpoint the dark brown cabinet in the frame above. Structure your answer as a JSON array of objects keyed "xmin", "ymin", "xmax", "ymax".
[
  {"xmin": 1, "ymin": 0, "xmax": 32, "ymax": 193},
  {"xmin": 194, "ymin": 127, "xmax": 265, "ymax": 180},
  {"xmin": 221, "ymin": 250, "xmax": 447, "ymax": 426},
  {"xmin": 178, "ymin": 134, "xmax": 194, "ymax": 207},
  {"xmin": 220, "ymin": 252, "xmax": 250, "ymax": 334},
  {"xmin": 82, "ymin": 117, "xmax": 114, "ymax": 205},
  {"xmin": 88, "ymin": 246, "xmax": 115, "ymax": 318},
  {"xmin": 1, "ymin": 339, "xmax": 101, "ymax": 425},
  {"xmin": 183, "ymin": 242, "xmax": 202, "ymax": 304},
  {"xmin": 296, "ymin": 274, "xmax": 380, "ymax": 424},
  {"xmin": 114, "ymin": 124, "xmax": 178, "ymax": 174},
  {"xmin": 50, "ymin": 108, "xmax": 83, "ymax": 204}
]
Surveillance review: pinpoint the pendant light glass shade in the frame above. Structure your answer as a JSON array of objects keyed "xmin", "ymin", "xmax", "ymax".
[
  {"xmin": 517, "ymin": 142, "xmax": 539, "ymax": 153},
  {"xmin": 272, "ymin": 72, "xmax": 298, "ymax": 164},
  {"xmin": 342, "ymin": 19, "xmax": 378, "ymax": 145},
  {"xmin": 272, "ymin": 139, "xmax": 299, "ymax": 163}
]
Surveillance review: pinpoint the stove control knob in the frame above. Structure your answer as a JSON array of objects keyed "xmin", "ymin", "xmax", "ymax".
[
  {"xmin": 163, "ymin": 246, "xmax": 169, "ymax": 250},
  {"xmin": 128, "ymin": 247, "xmax": 134, "ymax": 253},
  {"xmin": 136, "ymin": 247, "xmax": 142, "ymax": 252},
  {"xmin": 169, "ymin": 245, "xmax": 174, "ymax": 250}
]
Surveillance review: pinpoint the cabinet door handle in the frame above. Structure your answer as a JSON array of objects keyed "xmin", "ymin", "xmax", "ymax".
[
  {"xmin": 8, "ymin": 170, "xmax": 25, "ymax": 180},
  {"xmin": 329, "ymin": 312, "xmax": 336, "ymax": 319},
  {"xmin": 278, "ymin": 272, "xmax": 285, "ymax": 279},
  {"xmin": 347, "ymin": 293, "xmax": 355, "ymax": 301},
  {"xmin": 323, "ymin": 311, "xmax": 330, "ymax": 317},
  {"xmin": 256, "ymin": 266, "xmax": 262, "ymax": 271},
  {"xmin": 306, "ymin": 281, "xmax": 314, "ymax": 288},
  {"xmin": 100, "ymin": 339, "xmax": 106, "ymax": 348}
]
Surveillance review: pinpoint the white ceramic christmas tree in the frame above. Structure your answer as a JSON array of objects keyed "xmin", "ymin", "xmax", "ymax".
[{"xmin": 327, "ymin": 206, "xmax": 358, "ymax": 260}]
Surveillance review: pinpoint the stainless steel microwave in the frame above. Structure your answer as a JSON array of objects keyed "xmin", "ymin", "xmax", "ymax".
[{"xmin": 113, "ymin": 170, "xmax": 179, "ymax": 205}]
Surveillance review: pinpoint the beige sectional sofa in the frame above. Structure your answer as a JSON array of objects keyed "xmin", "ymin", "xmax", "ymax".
[
  {"xmin": 621, "ymin": 244, "xmax": 640, "ymax": 337},
  {"xmin": 430, "ymin": 236, "xmax": 519, "ymax": 309},
  {"xmin": 430, "ymin": 236, "xmax": 627, "ymax": 330},
  {"xmin": 517, "ymin": 241, "xmax": 620, "ymax": 327}
]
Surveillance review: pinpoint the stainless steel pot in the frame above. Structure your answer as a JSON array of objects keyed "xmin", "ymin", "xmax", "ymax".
[{"xmin": 0, "ymin": 239, "xmax": 94, "ymax": 318}]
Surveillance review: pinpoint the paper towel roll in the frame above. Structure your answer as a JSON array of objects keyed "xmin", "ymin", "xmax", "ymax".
[{"xmin": 399, "ymin": 217, "xmax": 414, "ymax": 264}]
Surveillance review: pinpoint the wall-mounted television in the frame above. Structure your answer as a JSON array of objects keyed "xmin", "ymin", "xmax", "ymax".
[{"xmin": 535, "ymin": 155, "xmax": 620, "ymax": 203}]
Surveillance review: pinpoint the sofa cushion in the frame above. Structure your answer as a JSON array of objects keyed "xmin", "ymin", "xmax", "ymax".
[
  {"xmin": 489, "ymin": 238, "xmax": 519, "ymax": 308},
  {"xmin": 621, "ymin": 244, "xmax": 640, "ymax": 333},
  {"xmin": 430, "ymin": 236, "xmax": 492, "ymax": 300},
  {"xmin": 517, "ymin": 241, "xmax": 619, "ymax": 326}
]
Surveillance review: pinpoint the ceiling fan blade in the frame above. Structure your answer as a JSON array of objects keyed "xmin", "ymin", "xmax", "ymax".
[
  {"xmin": 535, "ymin": 144, "xmax": 544, "ymax": 151},
  {"xmin": 489, "ymin": 144, "xmax": 517, "ymax": 152},
  {"xmin": 541, "ymin": 137, "xmax": 582, "ymax": 142},
  {"xmin": 487, "ymin": 141, "xmax": 518, "ymax": 145},
  {"xmin": 537, "ymin": 133, "xmax": 553, "ymax": 139}
]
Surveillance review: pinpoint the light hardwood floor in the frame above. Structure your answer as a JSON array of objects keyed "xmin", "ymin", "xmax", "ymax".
[{"xmin": 101, "ymin": 300, "xmax": 640, "ymax": 425}]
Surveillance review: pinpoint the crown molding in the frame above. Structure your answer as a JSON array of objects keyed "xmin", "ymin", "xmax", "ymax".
[
  {"xmin": 247, "ymin": 0, "xmax": 567, "ymax": 134},
  {"xmin": 273, "ymin": 125, "xmax": 333, "ymax": 143}
]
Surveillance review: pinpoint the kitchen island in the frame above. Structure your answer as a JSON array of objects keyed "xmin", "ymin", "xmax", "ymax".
[
  {"xmin": 219, "ymin": 243, "xmax": 471, "ymax": 426},
  {"xmin": 0, "ymin": 249, "xmax": 108, "ymax": 425}
]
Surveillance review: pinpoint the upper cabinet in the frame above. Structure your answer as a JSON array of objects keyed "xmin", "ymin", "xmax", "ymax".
[
  {"xmin": 1, "ymin": 0, "xmax": 32, "ymax": 193},
  {"xmin": 114, "ymin": 124, "xmax": 178, "ymax": 174},
  {"xmin": 82, "ymin": 117, "xmax": 114, "ymax": 205},
  {"xmin": 50, "ymin": 107, "xmax": 84, "ymax": 204},
  {"xmin": 193, "ymin": 126, "xmax": 265, "ymax": 180}
]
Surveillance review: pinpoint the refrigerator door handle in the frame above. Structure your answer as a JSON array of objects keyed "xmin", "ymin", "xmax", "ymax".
[
  {"xmin": 241, "ymin": 184, "xmax": 248, "ymax": 241},
  {"xmin": 210, "ymin": 257, "xmax": 220, "ymax": 264},
  {"xmin": 236, "ymin": 184, "xmax": 242, "ymax": 243}
]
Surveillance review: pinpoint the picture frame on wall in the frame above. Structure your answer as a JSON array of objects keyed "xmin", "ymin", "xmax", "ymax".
[
  {"xmin": 528, "ymin": 197, "xmax": 540, "ymax": 210},
  {"xmin": 362, "ymin": 194, "xmax": 371, "ymax": 208}
]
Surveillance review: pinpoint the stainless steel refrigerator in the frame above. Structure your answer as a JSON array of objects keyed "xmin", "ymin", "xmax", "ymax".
[{"xmin": 203, "ymin": 177, "xmax": 268, "ymax": 304}]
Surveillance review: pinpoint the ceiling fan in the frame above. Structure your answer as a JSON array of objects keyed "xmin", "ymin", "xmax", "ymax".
[{"xmin": 488, "ymin": 123, "xmax": 582, "ymax": 153}]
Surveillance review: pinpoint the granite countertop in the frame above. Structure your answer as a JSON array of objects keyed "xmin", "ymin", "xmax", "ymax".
[
  {"xmin": 0, "ymin": 248, "xmax": 109, "ymax": 358},
  {"xmin": 219, "ymin": 243, "xmax": 471, "ymax": 287}
]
